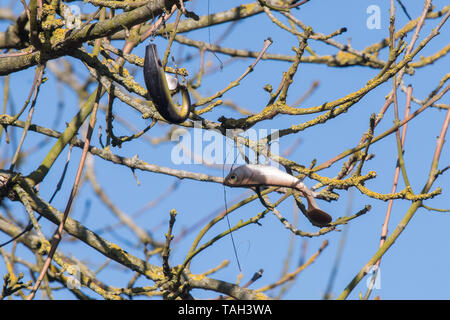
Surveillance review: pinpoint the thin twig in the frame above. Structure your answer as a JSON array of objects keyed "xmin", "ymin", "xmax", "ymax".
[
  {"xmin": 338, "ymin": 103, "xmax": 450, "ymax": 300},
  {"xmin": 26, "ymin": 85, "xmax": 101, "ymax": 300},
  {"xmin": 9, "ymin": 65, "xmax": 45, "ymax": 171}
]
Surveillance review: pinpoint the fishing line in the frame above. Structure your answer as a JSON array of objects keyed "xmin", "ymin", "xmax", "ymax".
[
  {"xmin": 212, "ymin": 0, "xmax": 237, "ymax": 271},
  {"xmin": 207, "ymin": 0, "xmax": 223, "ymax": 70},
  {"xmin": 222, "ymin": 138, "xmax": 242, "ymax": 272}
]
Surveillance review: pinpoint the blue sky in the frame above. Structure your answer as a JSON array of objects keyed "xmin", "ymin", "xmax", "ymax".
[{"xmin": 0, "ymin": 0, "xmax": 449, "ymax": 299}]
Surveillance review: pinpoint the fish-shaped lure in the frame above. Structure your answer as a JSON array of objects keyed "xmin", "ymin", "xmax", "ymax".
[
  {"xmin": 223, "ymin": 164, "xmax": 332, "ymax": 227},
  {"xmin": 143, "ymin": 44, "xmax": 191, "ymax": 124}
]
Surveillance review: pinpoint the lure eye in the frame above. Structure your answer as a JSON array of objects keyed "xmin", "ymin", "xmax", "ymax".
[{"xmin": 229, "ymin": 174, "xmax": 236, "ymax": 180}]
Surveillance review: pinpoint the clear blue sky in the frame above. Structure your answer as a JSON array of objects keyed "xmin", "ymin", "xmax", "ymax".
[{"xmin": 1, "ymin": 0, "xmax": 449, "ymax": 299}]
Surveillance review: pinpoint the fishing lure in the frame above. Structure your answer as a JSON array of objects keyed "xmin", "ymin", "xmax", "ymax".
[
  {"xmin": 223, "ymin": 164, "xmax": 332, "ymax": 227},
  {"xmin": 143, "ymin": 44, "xmax": 191, "ymax": 124}
]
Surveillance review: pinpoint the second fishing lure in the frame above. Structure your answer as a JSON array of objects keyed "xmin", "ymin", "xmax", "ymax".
[{"xmin": 143, "ymin": 44, "xmax": 191, "ymax": 124}]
